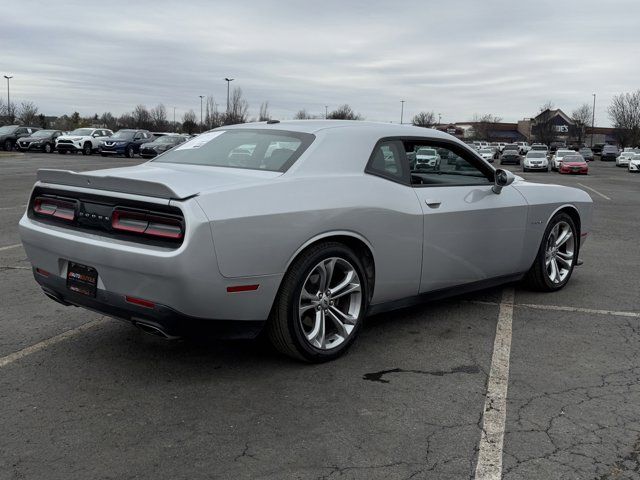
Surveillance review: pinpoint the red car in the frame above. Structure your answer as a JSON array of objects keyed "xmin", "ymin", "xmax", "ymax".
[{"xmin": 559, "ymin": 154, "xmax": 588, "ymax": 175}]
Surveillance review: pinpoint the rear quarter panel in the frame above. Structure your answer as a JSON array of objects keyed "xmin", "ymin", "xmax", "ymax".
[{"xmin": 196, "ymin": 174, "xmax": 424, "ymax": 304}]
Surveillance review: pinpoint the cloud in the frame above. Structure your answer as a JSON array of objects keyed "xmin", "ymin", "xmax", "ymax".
[{"xmin": 2, "ymin": 0, "xmax": 638, "ymax": 126}]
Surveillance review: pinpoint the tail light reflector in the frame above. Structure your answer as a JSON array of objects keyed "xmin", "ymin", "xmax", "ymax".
[
  {"xmin": 112, "ymin": 209, "xmax": 184, "ymax": 240},
  {"xmin": 33, "ymin": 197, "xmax": 77, "ymax": 221},
  {"xmin": 125, "ymin": 296, "xmax": 155, "ymax": 309}
]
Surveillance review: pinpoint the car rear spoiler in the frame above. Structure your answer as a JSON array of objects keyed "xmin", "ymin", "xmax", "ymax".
[{"xmin": 36, "ymin": 169, "xmax": 185, "ymax": 200}]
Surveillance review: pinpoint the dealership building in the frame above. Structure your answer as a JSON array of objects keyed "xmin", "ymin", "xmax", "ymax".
[{"xmin": 437, "ymin": 108, "xmax": 617, "ymax": 145}]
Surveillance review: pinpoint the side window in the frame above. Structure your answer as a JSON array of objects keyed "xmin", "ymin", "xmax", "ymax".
[
  {"xmin": 16, "ymin": 127, "xmax": 27, "ymax": 135},
  {"xmin": 406, "ymin": 141, "xmax": 492, "ymax": 187},
  {"xmin": 367, "ymin": 140, "xmax": 406, "ymax": 181}
]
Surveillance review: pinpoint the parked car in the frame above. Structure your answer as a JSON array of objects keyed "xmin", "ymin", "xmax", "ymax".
[
  {"xmin": 516, "ymin": 142, "xmax": 530, "ymax": 155},
  {"xmin": 628, "ymin": 154, "xmax": 640, "ymax": 173},
  {"xmin": 495, "ymin": 142, "xmax": 507, "ymax": 153},
  {"xmin": 549, "ymin": 141, "xmax": 566, "ymax": 153},
  {"xmin": 591, "ymin": 143, "xmax": 605, "ymax": 155},
  {"xmin": 18, "ymin": 121, "xmax": 593, "ymax": 362},
  {"xmin": 600, "ymin": 145, "xmax": 619, "ymax": 161},
  {"xmin": 523, "ymin": 151, "xmax": 549, "ymax": 172},
  {"xmin": 616, "ymin": 151, "xmax": 636, "ymax": 167},
  {"xmin": 138, "ymin": 135, "xmax": 189, "ymax": 159},
  {"xmin": 578, "ymin": 147, "xmax": 594, "ymax": 162},
  {"xmin": 56, "ymin": 128, "xmax": 113, "ymax": 155},
  {"xmin": 558, "ymin": 154, "xmax": 588, "ymax": 175},
  {"xmin": 500, "ymin": 150, "xmax": 521, "ymax": 165},
  {"xmin": 414, "ymin": 147, "xmax": 441, "ymax": 169},
  {"xmin": 551, "ymin": 149, "xmax": 575, "ymax": 171},
  {"xmin": 503, "ymin": 143, "xmax": 519, "ymax": 153},
  {"xmin": 0, "ymin": 125, "xmax": 41, "ymax": 151},
  {"xmin": 99, "ymin": 129, "xmax": 153, "ymax": 158},
  {"xmin": 477, "ymin": 148, "xmax": 495, "ymax": 163},
  {"xmin": 16, "ymin": 130, "xmax": 63, "ymax": 153}
]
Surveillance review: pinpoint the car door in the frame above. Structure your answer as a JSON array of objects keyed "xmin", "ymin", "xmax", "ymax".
[{"xmin": 405, "ymin": 138, "xmax": 529, "ymax": 293}]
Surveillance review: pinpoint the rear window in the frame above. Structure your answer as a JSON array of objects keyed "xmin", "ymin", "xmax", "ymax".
[{"xmin": 153, "ymin": 129, "xmax": 315, "ymax": 172}]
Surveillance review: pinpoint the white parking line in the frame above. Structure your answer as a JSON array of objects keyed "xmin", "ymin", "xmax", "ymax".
[
  {"xmin": 474, "ymin": 288, "xmax": 514, "ymax": 480},
  {"xmin": 0, "ymin": 243, "xmax": 22, "ymax": 252},
  {"xmin": 518, "ymin": 303, "xmax": 640, "ymax": 318},
  {"xmin": 0, "ymin": 318, "xmax": 107, "ymax": 369},
  {"xmin": 578, "ymin": 183, "xmax": 611, "ymax": 201}
]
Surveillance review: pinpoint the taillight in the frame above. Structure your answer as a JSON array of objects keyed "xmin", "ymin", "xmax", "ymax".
[
  {"xmin": 33, "ymin": 197, "xmax": 77, "ymax": 221},
  {"xmin": 112, "ymin": 208, "xmax": 183, "ymax": 240}
]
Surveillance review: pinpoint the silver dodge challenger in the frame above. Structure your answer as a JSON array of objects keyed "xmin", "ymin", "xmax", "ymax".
[{"xmin": 19, "ymin": 121, "xmax": 593, "ymax": 362}]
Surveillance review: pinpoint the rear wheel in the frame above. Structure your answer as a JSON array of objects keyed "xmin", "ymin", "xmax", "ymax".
[
  {"xmin": 268, "ymin": 242, "xmax": 368, "ymax": 362},
  {"xmin": 126, "ymin": 146, "xmax": 135, "ymax": 158},
  {"xmin": 525, "ymin": 212, "xmax": 577, "ymax": 291},
  {"xmin": 4, "ymin": 139, "xmax": 13, "ymax": 151},
  {"xmin": 44, "ymin": 143, "xmax": 53, "ymax": 153}
]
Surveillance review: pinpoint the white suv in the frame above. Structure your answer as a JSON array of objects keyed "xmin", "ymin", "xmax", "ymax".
[
  {"xmin": 523, "ymin": 151, "xmax": 549, "ymax": 172},
  {"xmin": 551, "ymin": 149, "xmax": 574, "ymax": 171},
  {"xmin": 56, "ymin": 128, "xmax": 113, "ymax": 155},
  {"xmin": 516, "ymin": 142, "xmax": 530, "ymax": 155}
]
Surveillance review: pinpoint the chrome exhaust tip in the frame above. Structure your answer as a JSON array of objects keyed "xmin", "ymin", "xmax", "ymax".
[{"xmin": 133, "ymin": 320, "xmax": 181, "ymax": 340}]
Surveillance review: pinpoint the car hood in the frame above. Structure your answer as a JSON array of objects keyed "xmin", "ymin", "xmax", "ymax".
[
  {"xmin": 20, "ymin": 135, "xmax": 48, "ymax": 142},
  {"xmin": 37, "ymin": 163, "xmax": 282, "ymax": 200},
  {"xmin": 561, "ymin": 161, "xmax": 587, "ymax": 167}
]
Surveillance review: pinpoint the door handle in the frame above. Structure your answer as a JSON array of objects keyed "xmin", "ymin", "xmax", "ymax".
[{"xmin": 425, "ymin": 199, "xmax": 441, "ymax": 208}]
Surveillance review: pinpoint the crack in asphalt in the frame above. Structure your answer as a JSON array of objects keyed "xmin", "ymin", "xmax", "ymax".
[{"xmin": 362, "ymin": 364, "xmax": 481, "ymax": 383}]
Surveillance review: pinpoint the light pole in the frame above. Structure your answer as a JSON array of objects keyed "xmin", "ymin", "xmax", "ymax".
[
  {"xmin": 400, "ymin": 100, "xmax": 405, "ymax": 124},
  {"xmin": 224, "ymin": 78, "xmax": 234, "ymax": 112},
  {"xmin": 438, "ymin": 113, "xmax": 442, "ymax": 125},
  {"xmin": 4, "ymin": 75, "xmax": 13, "ymax": 122},
  {"xmin": 199, "ymin": 95, "xmax": 204, "ymax": 132},
  {"xmin": 325, "ymin": 105, "xmax": 328, "ymax": 119},
  {"xmin": 591, "ymin": 93, "xmax": 596, "ymax": 148}
]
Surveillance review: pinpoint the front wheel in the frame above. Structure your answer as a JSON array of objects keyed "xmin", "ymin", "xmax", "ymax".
[
  {"xmin": 126, "ymin": 146, "xmax": 135, "ymax": 158},
  {"xmin": 525, "ymin": 213, "xmax": 577, "ymax": 291},
  {"xmin": 268, "ymin": 242, "xmax": 368, "ymax": 362},
  {"xmin": 82, "ymin": 142, "xmax": 92, "ymax": 156},
  {"xmin": 44, "ymin": 143, "xmax": 53, "ymax": 153}
]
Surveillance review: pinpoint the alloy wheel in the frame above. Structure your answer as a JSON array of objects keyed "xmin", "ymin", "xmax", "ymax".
[
  {"xmin": 544, "ymin": 220, "xmax": 575, "ymax": 284},
  {"xmin": 298, "ymin": 257, "xmax": 362, "ymax": 350}
]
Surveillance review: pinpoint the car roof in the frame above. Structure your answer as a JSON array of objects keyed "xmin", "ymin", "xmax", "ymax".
[{"xmin": 220, "ymin": 120, "xmax": 454, "ymax": 139}]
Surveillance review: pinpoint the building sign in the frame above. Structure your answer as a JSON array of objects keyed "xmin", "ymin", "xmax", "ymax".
[{"xmin": 554, "ymin": 125, "xmax": 569, "ymax": 133}]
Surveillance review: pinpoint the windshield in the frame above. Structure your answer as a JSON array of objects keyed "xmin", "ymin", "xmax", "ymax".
[
  {"xmin": 528, "ymin": 152, "xmax": 546, "ymax": 158},
  {"xmin": 0, "ymin": 126, "xmax": 18, "ymax": 134},
  {"xmin": 417, "ymin": 148, "xmax": 436, "ymax": 156},
  {"xmin": 479, "ymin": 149, "xmax": 492, "ymax": 153},
  {"xmin": 154, "ymin": 136, "xmax": 181, "ymax": 144},
  {"xmin": 563, "ymin": 156, "xmax": 585, "ymax": 163},
  {"xmin": 153, "ymin": 129, "xmax": 315, "ymax": 172},
  {"xmin": 32, "ymin": 130, "xmax": 54, "ymax": 137},
  {"xmin": 556, "ymin": 150, "xmax": 572, "ymax": 157},
  {"xmin": 69, "ymin": 128, "xmax": 94, "ymax": 136},
  {"xmin": 111, "ymin": 130, "xmax": 136, "ymax": 140}
]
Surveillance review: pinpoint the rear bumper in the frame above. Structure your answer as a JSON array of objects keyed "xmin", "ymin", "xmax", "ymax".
[
  {"xmin": 18, "ymin": 195, "xmax": 282, "ymax": 322},
  {"xmin": 35, "ymin": 270, "xmax": 264, "ymax": 339}
]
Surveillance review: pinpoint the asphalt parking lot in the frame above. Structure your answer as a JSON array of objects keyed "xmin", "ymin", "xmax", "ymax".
[{"xmin": 1, "ymin": 152, "xmax": 639, "ymax": 480}]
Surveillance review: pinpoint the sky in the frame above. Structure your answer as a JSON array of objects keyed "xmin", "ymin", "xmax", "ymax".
[{"xmin": 2, "ymin": 0, "xmax": 639, "ymax": 126}]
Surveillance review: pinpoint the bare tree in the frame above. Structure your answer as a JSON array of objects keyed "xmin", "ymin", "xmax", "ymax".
[
  {"xmin": 18, "ymin": 101, "xmax": 39, "ymax": 126},
  {"xmin": 100, "ymin": 112, "xmax": 117, "ymax": 130},
  {"xmin": 471, "ymin": 113, "xmax": 502, "ymax": 141},
  {"xmin": 150, "ymin": 104, "xmax": 168, "ymax": 131},
  {"xmin": 204, "ymin": 96, "xmax": 223, "ymax": 129},
  {"xmin": 132, "ymin": 104, "xmax": 153, "ymax": 130},
  {"xmin": 117, "ymin": 113, "xmax": 136, "ymax": 129},
  {"xmin": 258, "ymin": 102, "xmax": 270, "ymax": 121},
  {"xmin": 539, "ymin": 100, "xmax": 555, "ymax": 113},
  {"xmin": 412, "ymin": 111, "xmax": 437, "ymax": 128},
  {"xmin": 224, "ymin": 87, "xmax": 249, "ymax": 125},
  {"xmin": 327, "ymin": 104, "xmax": 362, "ymax": 120},
  {"xmin": 182, "ymin": 110, "xmax": 198, "ymax": 134},
  {"xmin": 608, "ymin": 90, "xmax": 640, "ymax": 148},
  {"xmin": 294, "ymin": 109, "xmax": 316, "ymax": 120},
  {"xmin": 570, "ymin": 103, "xmax": 593, "ymax": 145}
]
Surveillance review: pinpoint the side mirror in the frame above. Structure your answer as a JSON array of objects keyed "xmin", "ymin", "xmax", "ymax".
[{"xmin": 492, "ymin": 168, "xmax": 515, "ymax": 194}]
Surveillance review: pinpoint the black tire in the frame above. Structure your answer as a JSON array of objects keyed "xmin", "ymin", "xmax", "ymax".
[
  {"xmin": 44, "ymin": 143, "xmax": 53, "ymax": 153},
  {"xmin": 4, "ymin": 139, "xmax": 13, "ymax": 151},
  {"xmin": 268, "ymin": 241, "xmax": 369, "ymax": 362},
  {"xmin": 524, "ymin": 212, "xmax": 578, "ymax": 292},
  {"xmin": 58, "ymin": 149, "xmax": 67, "ymax": 154},
  {"xmin": 82, "ymin": 142, "xmax": 92, "ymax": 156},
  {"xmin": 126, "ymin": 146, "xmax": 135, "ymax": 158}
]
